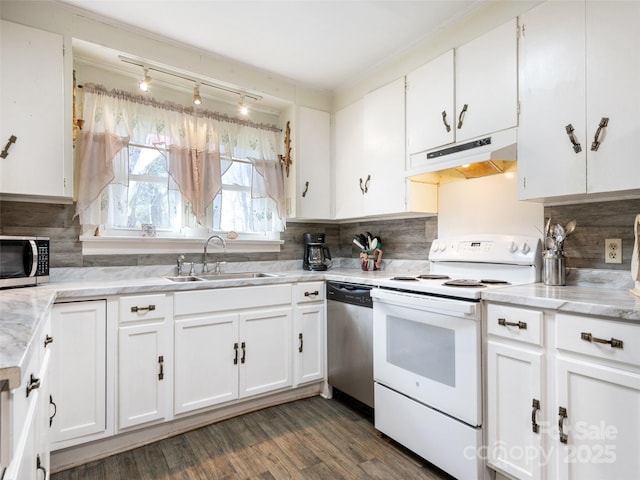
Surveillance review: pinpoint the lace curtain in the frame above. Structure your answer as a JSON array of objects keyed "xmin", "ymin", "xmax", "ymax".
[{"xmin": 75, "ymin": 84, "xmax": 285, "ymax": 232}]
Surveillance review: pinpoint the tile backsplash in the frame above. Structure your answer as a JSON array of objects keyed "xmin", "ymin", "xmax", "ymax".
[{"xmin": 1, "ymin": 198, "xmax": 639, "ymax": 271}]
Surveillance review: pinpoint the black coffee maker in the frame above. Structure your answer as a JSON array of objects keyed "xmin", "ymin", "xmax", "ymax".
[{"xmin": 303, "ymin": 233, "xmax": 332, "ymax": 271}]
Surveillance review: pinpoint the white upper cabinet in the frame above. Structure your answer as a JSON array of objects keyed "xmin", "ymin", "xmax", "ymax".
[
  {"xmin": 518, "ymin": 0, "xmax": 640, "ymax": 201},
  {"xmin": 289, "ymin": 107, "xmax": 331, "ymax": 220},
  {"xmin": 0, "ymin": 20, "xmax": 68, "ymax": 199},
  {"xmin": 334, "ymin": 99, "xmax": 365, "ymax": 219},
  {"xmin": 406, "ymin": 50, "xmax": 455, "ymax": 155},
  {"xmin": 406, "ymin": 18, "xmax": 518, "ymax": 165}
]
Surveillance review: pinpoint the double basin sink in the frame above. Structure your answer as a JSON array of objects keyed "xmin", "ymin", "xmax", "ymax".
[{"xmin": 165, "ymin": 272, "xmax": 278, "ymax": 283}]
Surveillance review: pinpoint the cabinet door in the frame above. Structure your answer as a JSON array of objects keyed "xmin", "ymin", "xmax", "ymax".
[
  {"xmin": 296, "ymin": 107, "xmax": 331, "ymax": 219},
  {"xmin": 555, "ymin": 357, "xmax": 640, "ymax": 480},
  {"xmin": 455, "ymin": 18, "xmax": 518, "ymax": 143},
  {"xmin": 239, "ymin": 307, "xmax": 292, "ymax": 398},
  {"xmin": 294, "ymin": 303, "xmax": 325, "ymax": 386},
  {"xmin": 50, "ymin": 301, "xmax": 107, "ymax": 446},
  {"xmin": 334, "ymin": 99, "xmax": 364, "ymax": 219},
  {"xmin": 406, "ymin": 50, "xmax": 455, "ymax": 155},
  {"xmin": 486, "ymin": 340, "xmax": 544, "ymax": 480},
  {"xmin": 585, "ymin": 1, "xmax": 640, "ymax": 194},
  {"xmin": 518, "ymin": 1, "xmax": 587, "ymax": 200},
  {"xmin": 363, "ymin": 77, "xmax": 407, "ymax": 216},
  {"xmin": 0, "ymin": 20, "xmax": 67, "ymax": 198},
  {"xmin": 174, "ymin": 313, "xmax": 239, "ymax": 414},
  {"xmin": 118, "ymin": 321, "xmax": 169, "ymax": 429}
]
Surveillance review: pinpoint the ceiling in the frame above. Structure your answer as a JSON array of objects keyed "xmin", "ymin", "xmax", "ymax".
[{"xmin": 58, "ymin": 0, "xmax": 486, "ymax": 92}]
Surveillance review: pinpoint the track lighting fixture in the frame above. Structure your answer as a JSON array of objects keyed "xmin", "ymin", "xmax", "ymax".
[
  {"xmin": 193, "ymin": 83, "xmax": 202, "ymax": 105},
  {"xmin": 139, "ymin": 67, "xmax": 152, "ymax": 92}
]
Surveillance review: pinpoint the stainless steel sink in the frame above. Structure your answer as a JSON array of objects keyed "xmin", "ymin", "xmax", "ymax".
[
  {"xmin": 165, "ymin": 272, "xmax": 277, "ymax": 282},
  {"xmin": 165, "ymin": 276, "xmax": 203, "ymax": 282},
  {"xmin": 197, "ymin": 272, "xmax": 278, "ymax": 280}
]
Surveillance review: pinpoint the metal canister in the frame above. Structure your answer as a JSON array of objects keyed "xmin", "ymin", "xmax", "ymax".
[{"xmin": 543, "ymin": 250, "xmax": 566, "ymax": 286}]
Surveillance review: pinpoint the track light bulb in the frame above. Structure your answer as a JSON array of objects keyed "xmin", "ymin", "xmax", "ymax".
[
  {"xmin": 238, "ymin": 96, "xmax": 248, "ymax": 116},
  {"xmin": 193, "ymin": 84, "xmax": 202, "ymax": 105},
  {"xmin": 139, "ymin": 68, "xmax": 151, "ymax": 92}
]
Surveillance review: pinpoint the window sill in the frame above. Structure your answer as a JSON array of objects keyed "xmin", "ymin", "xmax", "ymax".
[{"xmin": 79, "ymin": 234, "xmax": 283, "ymax": 255}]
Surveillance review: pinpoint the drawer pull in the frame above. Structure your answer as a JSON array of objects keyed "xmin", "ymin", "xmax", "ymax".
[
  {"xmin": 131, "ymin": 304, "xmax": 156, "ymax": 313},
  {"xmin": 498, "ymin": 317, "xmax": 527, "ymax": 330},
  {"xmin": 158, "ymin": 355, "xmax": 164, "ymax": 380},
  {"xmin": 304, "ymin": 290, "xmax": 319, "ymax": 297},
  {"xmin": 44, "ymin": 335, "xmax": 54, "ymax": 348},
  {"xmin": 49, "ymin": 395, "xmax": 57, "ymax": 427},
  {"xmin": 531, "ymin": 398, "xmax": 540, "ymax": 433},
  {"xmin": 565, "ymin": 123, "xmax": 582, "ymax": 153},
  {"xmin": 233, "ymin": 342, "xmax": 239, "ymax": 365},
  {"xmin": 590, "ymin": 116, "xmax": 609, "ymax": 151},
  {"xmin": 580, "ymin": 332, "xmax": 623, "ymax": 349},
  {"xmin": 0, "ymin": 134, "xmax": 17, "ymax": 159},
  {"xmin": 37, "ymin": 454, "xmax": 47, "ymax": 479},
  {"xmin": 298, "ymin": 333, "xmax": 304, "ymax": 353},
  {"xmin": 26, "ymin": 374, "xmax": 41, "ymax": 397},
  {"xmin": 558, "ymin": 406, "xmax": 568, "ymax": 444},
  {"xmin": 441, "ymin": 110, "xmax": 451, "ymax": 132},
  {"xmin": 457, "ymin": 103, "xmax": 468, "ymax": 129}
]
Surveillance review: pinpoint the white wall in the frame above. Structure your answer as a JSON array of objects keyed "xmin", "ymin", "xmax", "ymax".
[{"xmin": 437, "ymin": 172, "xmax": 543, "ymax": 239}]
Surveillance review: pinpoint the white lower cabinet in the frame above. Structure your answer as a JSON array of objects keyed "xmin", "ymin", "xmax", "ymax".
[
  {"xmin": 50, "ymin": 301, "xmax": 107, "ymax": 448},
  {"xmin": 293, "ymin": 282, "xmax": 325, "ymax": 386},
  {"xmin": 118, "ymin": 294, "xmax": 171, "ymax": 430},
  {"xmin": 486, "ymin": 304, "xmax": 640, "ymax": 480},
  {"xmin": 3, "ymin": 315, "xmax": 52, "ymax": 480},
  {"xmin": 173, "ymin": 284, "xmax": 293, "ymax": 415}
]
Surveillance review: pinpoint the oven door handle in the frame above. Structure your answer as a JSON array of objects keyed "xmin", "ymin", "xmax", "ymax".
[{"xmin": 371, "ymin": 289, "xmax": 479, "ymax": 317}]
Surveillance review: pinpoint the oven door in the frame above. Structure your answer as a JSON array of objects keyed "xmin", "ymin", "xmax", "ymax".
[{"xmin": 372, "ymin": 288, "xmax": 481, "ymax": 427}]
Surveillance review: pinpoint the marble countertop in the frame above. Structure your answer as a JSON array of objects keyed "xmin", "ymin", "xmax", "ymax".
[{"xmin": 2, "ymin": 264, "xmax": 639, "ymax": 390}]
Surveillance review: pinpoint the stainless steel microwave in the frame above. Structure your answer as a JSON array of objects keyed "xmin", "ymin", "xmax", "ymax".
[{"xmin": 0, "ymin": 236, "xmax": 50, "ymax": 288}]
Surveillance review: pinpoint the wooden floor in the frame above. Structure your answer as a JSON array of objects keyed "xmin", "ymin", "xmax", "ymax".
[{"xmin": 52, "ymin": 395, "xmax": 455, "ymax": 480}]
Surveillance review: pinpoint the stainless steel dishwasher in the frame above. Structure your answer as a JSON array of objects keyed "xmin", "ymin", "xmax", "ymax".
[{"xmin": 326, "ymin": 281, "xmax": 374, "ymax": 408}]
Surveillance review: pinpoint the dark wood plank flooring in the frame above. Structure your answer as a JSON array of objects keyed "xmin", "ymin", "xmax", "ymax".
[{"xmin": 52, "ymin": 396, "xmax": 455, "ymax": 480}]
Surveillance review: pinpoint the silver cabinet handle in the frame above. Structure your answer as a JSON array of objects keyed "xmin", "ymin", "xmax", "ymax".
[
  {"xmin": 531, "ymin": 398, "xmax": 540, "ymax": 433},
  {"xmin": 441, "ymin": 110, "xmax": 451, "ymax": 132},
  {"xmin": 131, "ymin": 305, "xmax": 156, "ymax": 313},
  {"xmin": 498, "ymin": 317, "xmax": 527, "ymax": 330},
  {"xmin": 565, "ymin": 124, "xmax": 582, "ymax": 153},
  {"xmin": 457, "ymin": 104, "xmax": 468, "ymax": 129},
  {"xmin": 590, "ymin": 117, "xmax": 609, "ymax": 151},
  {"xmin": 558, "ymin": 406, "xmax": 568, "ymax": 444},
  {"xmin": 581, "ymin": 332, "xmax": 623, "ymax": 349},
  {"xmin": 26, "ymin": 373, "xmax": 41, "ymax": 397},
  {"xmin": 304, "ymin": 290, "xmax": 319, "ymax": 297}
]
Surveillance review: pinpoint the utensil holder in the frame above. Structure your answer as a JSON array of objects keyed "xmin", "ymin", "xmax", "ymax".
[{"xmin": 543, "ymin": 250, "xmax": 565, "ymax": 286}]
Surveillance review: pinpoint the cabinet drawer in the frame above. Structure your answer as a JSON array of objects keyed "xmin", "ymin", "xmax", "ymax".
[
  {"xmin": 174, "ymin": 284, "xmax": 292, "ymax": 316},
  {"xmin": 294, "ymin": 282, "xmax": 325, "ymax": 303},
  {"xmin": 486, "ymin": 304, "xmax": 543, "ymax": 346},
  {"xmin": 556, "ymin": 314, "xmax": 640, "ymax": 367},
  {"xmin": 119, "ymin": 294, "xmax": 168, "ymax": 323}
]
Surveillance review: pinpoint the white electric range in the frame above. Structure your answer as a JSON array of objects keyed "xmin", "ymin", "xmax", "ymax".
[{"xmin": 371, "ymin": 234, "xmax": 541, "ymax": 480}]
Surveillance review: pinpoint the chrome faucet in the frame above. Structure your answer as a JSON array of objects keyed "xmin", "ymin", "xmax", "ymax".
[
  {"xmin": 176, "ymin": 254, "xmax": 185, "ymax": 276},
  {"xmin": 202, "ymin": 234, "xmax": 227, "ymax": 273}
]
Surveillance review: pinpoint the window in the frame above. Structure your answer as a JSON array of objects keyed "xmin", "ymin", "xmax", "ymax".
[{"xmin": 75, "ymin": 84, "xmax": 286, "ymax": 245}]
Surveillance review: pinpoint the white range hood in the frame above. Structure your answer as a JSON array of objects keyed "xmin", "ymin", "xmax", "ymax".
[{"xmin": 407, "ymin": 128, "xmax": 517, "ymax": 184}]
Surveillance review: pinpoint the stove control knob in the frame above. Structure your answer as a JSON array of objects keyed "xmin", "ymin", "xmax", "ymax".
[
  {"xmin": 521, "ymin": 241, "xmax": 531, "ymax": 254},
  {"xmin": 439, "ymin": 242, "xmax": 447, "ymax": 252},
  {"xmin": 508, "ymin": 241, "xmax": 518, "ymax": 253},
  {"xmin": 431, "ymin": 241, "xmax": 439, "ymax": 253}
]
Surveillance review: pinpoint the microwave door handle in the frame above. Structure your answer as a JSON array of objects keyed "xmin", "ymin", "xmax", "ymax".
[{"xmin": 27, "ymin": 240, "xmax": 38, "ymax": 277}]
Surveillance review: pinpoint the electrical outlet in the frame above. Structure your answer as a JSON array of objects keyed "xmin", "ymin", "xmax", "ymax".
[{"xmin": 605, "ymin": 238, "xmax": 622, "ymax": 264}]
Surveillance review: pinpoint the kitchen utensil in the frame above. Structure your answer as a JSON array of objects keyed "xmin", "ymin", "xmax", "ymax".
[
  {"xmin": 353, "ymin": 238, "xmax": 366, "ymax": 250},
  {"xmin": 545, "ymin": 217, "xmax": 551, "ymax": 238},
  {"xmin": 545, "ymin": 236, "xmax": 557, "ymax": 251},
  {"xmin": 371, "ymin": 237, "xmax": 379, "ymax": 250},
  {"xmin": 564, "ymin": 219, "xmax": 576, "ymax": 237}
]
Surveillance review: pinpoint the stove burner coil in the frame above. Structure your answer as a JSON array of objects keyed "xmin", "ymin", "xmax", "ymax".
[
  {"xmin": 416, "ymin": 274, "xmax": 451, "ymax": 280},
  {"xmin": 480, "ymin": 279, "xmax": 510, "ymax": 285},
  {"xmin": 443, "ymin": 279, "xmax": 486, "ymax": 287},
  {"xmin": 389, "ymin": 276, "xmax": 419, "ymax": 281}
]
